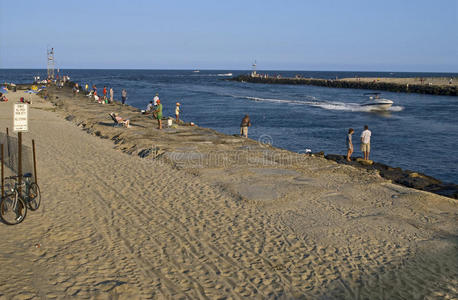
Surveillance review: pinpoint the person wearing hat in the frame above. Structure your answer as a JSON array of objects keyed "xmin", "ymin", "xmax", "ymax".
[
  {"xmin": 154, "ymin": 99, "xmax": 163, "ymax": 129},
  {"xmin": 175, "ymin": 102, "xmax": 180, "ymax": 123}
]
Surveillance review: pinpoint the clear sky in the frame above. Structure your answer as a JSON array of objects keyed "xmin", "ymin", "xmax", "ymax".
[{"xmin": 0, "ymin": 0, "xmax": 457, "ymax": 71}]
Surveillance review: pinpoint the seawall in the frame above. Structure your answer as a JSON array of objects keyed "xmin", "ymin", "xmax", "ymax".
[{"xmin": 230, "ymin": 75, "xmax": 458, "ymax": 96}]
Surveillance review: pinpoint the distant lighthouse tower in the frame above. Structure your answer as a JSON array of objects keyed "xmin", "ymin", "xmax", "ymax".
[
  {"xmin": 251, "ymin": 60, "xmax": 257, "ymax": 77},
  {"xmin": 47, "ymin": 47, "xmax": 55, "ymax": 80}
]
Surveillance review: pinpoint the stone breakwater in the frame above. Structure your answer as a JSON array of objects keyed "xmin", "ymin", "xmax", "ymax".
[
  {"xmin": 230, "ymin": 75, "xmax": 458, "ymax": 96},
  {"xmin": 325, "ymin": 154, "xmax": 458, "ymax": 199},
  {"xmin": 28, "ymin": 82, "xmax": 456, "ymax": 199}
]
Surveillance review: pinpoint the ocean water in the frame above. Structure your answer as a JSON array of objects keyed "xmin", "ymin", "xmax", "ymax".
[{"xmin": 1, "ymin": 69, "xmax": 457, "ymax": 184}]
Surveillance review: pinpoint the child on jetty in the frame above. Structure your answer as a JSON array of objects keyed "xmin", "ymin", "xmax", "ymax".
[{"xmin": 240, "ymin": 115, "xmax": 251, "ymax": 138}]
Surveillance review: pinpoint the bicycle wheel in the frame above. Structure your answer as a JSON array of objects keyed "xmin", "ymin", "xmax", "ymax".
[
  {"xmin": 27, "ymin": 183, "xmax": 41, "ymax": 211},
  {"xmin": 0, "ymin": 193, "xmax": 27, "ymax": 225}
]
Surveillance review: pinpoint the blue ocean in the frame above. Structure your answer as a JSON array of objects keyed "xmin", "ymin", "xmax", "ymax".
[{"xmin": 1, "ymin": 69, "xmax": 457, "ymax": 184}]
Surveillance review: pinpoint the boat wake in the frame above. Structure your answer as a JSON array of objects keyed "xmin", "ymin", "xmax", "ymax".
[
  {"xmin": 236, "ymin": 95, "xmax": 404, "ymax": 112},
  {"xmin": 193, "ymin": 73, "xmax": 233, "ymax": 77}
]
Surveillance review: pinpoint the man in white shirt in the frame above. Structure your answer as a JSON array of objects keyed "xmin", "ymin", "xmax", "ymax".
[
  {"xmin": 153, "ymin": 93, "xmax": 159, "ymax": 106},
  {"xmin": 360, "ymin": 125, "xmax": 371, "ymax": 160}
]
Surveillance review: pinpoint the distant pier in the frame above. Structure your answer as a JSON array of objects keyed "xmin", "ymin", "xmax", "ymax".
[{"xmin": 230, "ymin": 74, "xmax": 458, "ymax": 96}]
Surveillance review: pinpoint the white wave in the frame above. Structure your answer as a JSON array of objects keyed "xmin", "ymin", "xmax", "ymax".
[
  {"xmin": 194, "ymin": 73, "xmax": 233, "ymax": 77},
  {"xmin": 235, "ymin": 95, "xmax": 404, "ymax": 112}
]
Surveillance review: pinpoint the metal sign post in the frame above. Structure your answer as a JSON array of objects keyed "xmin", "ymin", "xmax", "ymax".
[{"xmin": 13, "ymin": 104, "xmax": 29, "ymax": 194}]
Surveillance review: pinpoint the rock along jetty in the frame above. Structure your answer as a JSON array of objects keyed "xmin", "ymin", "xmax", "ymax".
[{"xmin": 230, "ymin": 74, "xmax": 458, "ymax": 96}]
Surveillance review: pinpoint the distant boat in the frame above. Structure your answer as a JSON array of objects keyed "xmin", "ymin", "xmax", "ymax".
[
  {"xmin": 361, "ymin": 93, "xmax": 393, "ymax": 110},
  {"xmin": 193, "ymin": 70, "xmax": 200, "ymax": 73},
  {"xmin": 217, "ymin": 73, "xmax": 233, "ymax": 76}
]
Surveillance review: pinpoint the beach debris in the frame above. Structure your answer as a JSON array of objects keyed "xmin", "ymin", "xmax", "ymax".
[
  {"xmin": 65, "ymin": 115, "xmax": 75, "ymax": 121},
  {"xmin": 138, "ymin": 148, "xmax": 153, "ymax": 158}
]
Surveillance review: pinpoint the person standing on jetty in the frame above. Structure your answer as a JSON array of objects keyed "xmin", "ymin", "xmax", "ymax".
[
  {"xmin": 360, "ymin": 125, "xmax": 371, "ymax": 160},
  {"xmin": 109, "ymin": 87, "xmax": 114, "ymax": 103},
  {"xmin": 103, "ymin": 86, "xmax": 107, "ymax": 100},
  {"xmin": 346, "ymin": 128, "xmax": 354, "ymax": 161},
  {"xmin": 175, "ymin": 102, "xmax": 180, "ymax": 123},
  {"xmin": 240, "ymin": 115, "xmax": 251, "ymax": 138},
  {"xmin": 154, "ymin": 99, "xmax": 163, "ymax": 129},
  {"xmin": 121, "ymin": 89, "xmax": 127, "ymax": 105}
]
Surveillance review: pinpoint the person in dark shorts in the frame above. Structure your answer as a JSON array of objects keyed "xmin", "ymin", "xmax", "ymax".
[{"xmin": 121, "ymin": 89, "xmax": 127, "ymax": 105}]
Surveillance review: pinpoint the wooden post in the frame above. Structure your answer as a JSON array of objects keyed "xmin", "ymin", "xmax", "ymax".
[
  {"xmin": 32, "ymin": 139, "xmax": 37, "ymax": 185},
  {"xmin": 17, "ymin": 132, "xmax": 22, "ymax": 194},
  {"xmin": 1, "ymin": 144, "xmax": 4, "ymax": 198},
  {"xmin": 6, "ymin": 127, "xmax": 10, "ymax": 166}
]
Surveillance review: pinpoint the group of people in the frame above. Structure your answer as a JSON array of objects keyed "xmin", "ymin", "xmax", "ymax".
[
  {"xmin": 346, "ymin": 125, "xmax": 372, "ymax": 161},
  {"xmin": 84, "ymin": 84, "xmax": 124, "ymax": 105},
  {"xmin": 143, "ymin": 93, "xmax": 181, "ymax": 130},
  {"xmin": 144, "ymin": 93, "xmax": 163, "ymax": 129},
  {"xmin": 239, "ymin": 115, "xmax": 372, "ymax": 162}
]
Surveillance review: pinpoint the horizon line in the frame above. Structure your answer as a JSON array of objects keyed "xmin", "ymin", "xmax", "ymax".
[{"xmin": 0, "ymin": 68, "xmax": 457, "ymax": 74}]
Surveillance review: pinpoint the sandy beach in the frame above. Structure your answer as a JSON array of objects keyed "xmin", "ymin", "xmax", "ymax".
[{"xmin": 0, "ymin": 87, "xmax": 457, "ymax": 299}]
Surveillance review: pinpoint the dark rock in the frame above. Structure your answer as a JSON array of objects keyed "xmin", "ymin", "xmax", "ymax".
[
  {"xmin": 65, "ymin": 115, "xmax": 75, "ymax": 121},
  {"xmin": 138, "ymin": 148, "xmax": 153, "ymax": 158},
  {"xmin": 325, "ymin": 154, "xmax": 346, "ymax": 163},
  {"xmin": 313, "ymin": 151, "xmax": 325, "ymax": 157},
  {"xmin": 323, "ymin": 152, "xmax": 457, "ymax": 199}
]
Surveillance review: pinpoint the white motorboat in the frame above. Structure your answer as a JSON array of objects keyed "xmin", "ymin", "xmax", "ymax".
[
  {"xmin": 361, "ymin": 93, "xmax": 393, "ymax": 110},
  {"xmin": 193, "ymin": 70, "xmax": 200, "ymax": 73}
]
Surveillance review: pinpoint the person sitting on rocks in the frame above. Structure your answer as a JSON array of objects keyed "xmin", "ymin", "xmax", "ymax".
[{"xmin": 145, "ymin": 101, "xmax": 154, "ymax": 114}]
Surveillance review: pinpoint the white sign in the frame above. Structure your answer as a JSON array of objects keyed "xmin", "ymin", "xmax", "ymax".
[{"xmin": 13, "ymin": 104, "xmax": 28, "ymax": 132}]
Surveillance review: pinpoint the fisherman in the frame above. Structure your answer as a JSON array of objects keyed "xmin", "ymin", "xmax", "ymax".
[{"xmin": 154, "ymin": 99, "xmax": 163, "ymax": 130}]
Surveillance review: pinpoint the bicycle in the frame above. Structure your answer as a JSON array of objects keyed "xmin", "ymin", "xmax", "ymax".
[{"xmin": 0, "ymin": 173, "xmax": 41, "ymax": 225}]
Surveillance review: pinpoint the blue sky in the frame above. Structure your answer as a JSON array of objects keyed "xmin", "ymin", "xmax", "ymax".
[{"xmin": 0, "ymin": 0, "xmax": 457, "ymax": 71}]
